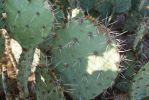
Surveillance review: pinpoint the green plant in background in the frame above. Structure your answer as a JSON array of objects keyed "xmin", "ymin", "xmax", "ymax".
[
  {"xmin": 69, "ymin": 0, "xmax": 131, "ymax": 18},
  {"xmin": 49, "ymin": 18, "xmax": 120, "ymax": 99}
]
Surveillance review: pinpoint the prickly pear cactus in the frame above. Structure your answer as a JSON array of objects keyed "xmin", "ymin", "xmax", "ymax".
[
  {"xmin": 50, "ymin": 18, "xmax": 120, "ymax": 99},
  {"xmin": 129, "ymin": 62, "xmax": 149, "ymax": 100},
  {"xmin": 5, "ymin": 0, "xmax": 54, "ymax": 48},
  {"xmin": 36, "ymin": 66, "xmax": 65, "ymax": 100}
]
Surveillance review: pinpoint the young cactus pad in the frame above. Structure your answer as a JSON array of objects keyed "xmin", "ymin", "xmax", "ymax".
[
  {"xmin": 50, "ymin": 18, "xmax": 120, "ymax": 99},
  {"xmin": 129, "ymin": 62, "xmax": 149, "ymax": 100},
  {"xmin": 5, "ymin": 0, "xmax": 54, "ymax": 48}
]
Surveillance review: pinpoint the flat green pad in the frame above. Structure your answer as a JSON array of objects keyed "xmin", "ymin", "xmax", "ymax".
[
  {"xmin": 5, "ymin": 0, "xmax": 54, "ymax": 48},
  {"xmin": 50, "ymin": 18, "xmax": 120, "ymax": 99}
]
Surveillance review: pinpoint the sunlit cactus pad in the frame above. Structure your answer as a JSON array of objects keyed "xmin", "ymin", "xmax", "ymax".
[{"xmin": 50, "ymin": 18, "xmax": 120, "ymax": 99}]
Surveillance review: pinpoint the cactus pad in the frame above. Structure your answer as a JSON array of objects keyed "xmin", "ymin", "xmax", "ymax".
[
  {"xmin": 5, "ymin": 0, "xmax": 54, "ymax": 48},
  {"xmin": 50, "ymin": 18, "xmax": 120, "ymax": 99}
]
